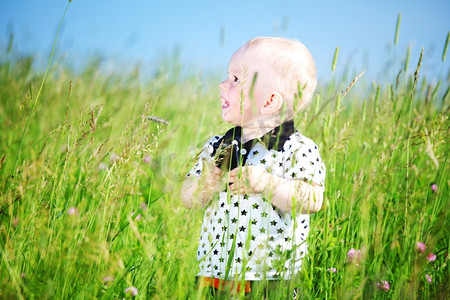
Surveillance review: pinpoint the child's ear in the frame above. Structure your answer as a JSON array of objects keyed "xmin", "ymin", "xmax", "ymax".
[{"xmin": 260, "ymin": 92, "xmax": 283, "ymax": 115}]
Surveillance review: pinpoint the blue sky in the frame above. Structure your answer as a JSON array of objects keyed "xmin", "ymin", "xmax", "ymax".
[{"xmin": 1, "ymin": 0, "xmax": 449, "ymax": 82}]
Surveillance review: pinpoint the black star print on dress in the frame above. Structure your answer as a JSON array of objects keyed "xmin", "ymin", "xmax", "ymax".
[{"xmin": 186, "ymin": 122, "xmax": 326, "ymax": 280}]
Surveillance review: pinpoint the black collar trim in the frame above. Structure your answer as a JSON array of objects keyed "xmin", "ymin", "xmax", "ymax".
[{"xmin": 212, "ymin": 121, "xmax": 296, "ymax": 170}]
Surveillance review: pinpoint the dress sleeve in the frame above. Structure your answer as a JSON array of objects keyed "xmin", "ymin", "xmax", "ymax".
[
  {"xmin": 283, "ymin": 135, "xmax": 326, "ymax": 187},
  {"xmin": 186, "ymin": 135, "xmax": 222, "ymax": 178}
]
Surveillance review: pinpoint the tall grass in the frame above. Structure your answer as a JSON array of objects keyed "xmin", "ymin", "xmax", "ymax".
[{"xmin": 1, "ymin": 35, "xmax": 449, "ymax": 299}]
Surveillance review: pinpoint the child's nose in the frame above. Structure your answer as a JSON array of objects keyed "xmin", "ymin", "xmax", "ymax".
[{"xmin": 220, "ymin": 80, "xmax": 228, "ymax": 91}]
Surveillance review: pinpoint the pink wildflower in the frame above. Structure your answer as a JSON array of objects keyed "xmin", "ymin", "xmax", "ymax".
[
  {"xmin": 131, "ymin": 212, "xmax": 142, "ymax": 221},
  {"xmin": 125, "ymin": 286, "xmax": 138, "ymax": 296},
  {"xmin": 416, "ymin": 242, "xmax": 426, "ymax": 253},
  {"xmin": 140, "ymin": 202, "xmax": 148, "ymax": 211},
  {"xmin": 430, "ymin": 183, "xmax": 437, "ymax": 193},
  {"xmin": 327, "ymin": 268, "xmax": 337, "ymax": 273},
  {"xmin": 347, "ymin": 248, "xmax": 361, "ymax": 264},
  {"xmin": 425, "ymin": 274, "xmax": 432, "ymax": 283},
  {"xmin": 143, "ymin": 156, "xmax": 152, "ymax": 164},
  {"xmin": 110, "ymin": 153, "xmax": 119, "ymax": 162},
  {"xmin": 376, "ymin": 280, "xmax": 390, "ymax": 292},
  {"xmin": 427, "ymin": 253, "xmax": 436, "ymax": 262},
  {"xmin": 67, "ymin": 207, "xmax": 78, "ymax": 216}
]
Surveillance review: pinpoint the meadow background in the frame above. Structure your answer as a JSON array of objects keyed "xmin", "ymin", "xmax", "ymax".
[{"xmin": 1, "ymin": 3, "xmax": 449, "ymax": 300}]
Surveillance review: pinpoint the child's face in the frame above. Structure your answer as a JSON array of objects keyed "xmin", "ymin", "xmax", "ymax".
[{"xmin": 220, "ymin": 46, "xmax": 276, "ymax": 127}]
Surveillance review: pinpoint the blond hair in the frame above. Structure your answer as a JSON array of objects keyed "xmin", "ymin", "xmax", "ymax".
[{"xmin": 244, "ymin": 37, "xmax": 317, "ymax": 119}]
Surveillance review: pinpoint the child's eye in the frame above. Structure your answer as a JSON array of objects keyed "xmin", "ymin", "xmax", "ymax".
[{"xmin": 233, "ymin": 76, "xmax": 239, "ymax": 82}]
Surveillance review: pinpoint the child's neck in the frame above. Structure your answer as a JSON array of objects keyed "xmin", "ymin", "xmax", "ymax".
[
  {"xmin": 241, "ymin": 119, "xmax": 283, "ymax": 143},
  {"xmin": 241, "ymin": 127, "xmax": 273, "ymax": 143}
]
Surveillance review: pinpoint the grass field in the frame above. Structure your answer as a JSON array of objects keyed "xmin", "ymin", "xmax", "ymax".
[{"xmin": 1, "ymin": 24, "xmax": 449, "ymax": 299}]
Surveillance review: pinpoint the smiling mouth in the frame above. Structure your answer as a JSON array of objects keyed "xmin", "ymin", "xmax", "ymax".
[{"xmin": 222, "ymin": 100, "xmax": 230, "ymax": 109}]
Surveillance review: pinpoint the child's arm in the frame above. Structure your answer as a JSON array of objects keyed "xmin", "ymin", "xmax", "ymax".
[
  {"xmin": 181, "ymin": 161, "xmax": 224, "ymax": 209},
  {"xmin": 228, "ymin": 165, "xmax": 324, "ymax": 213},
  {"xmin": 180, "ymin": 136, "xmax": 224, "ymax": 209}
]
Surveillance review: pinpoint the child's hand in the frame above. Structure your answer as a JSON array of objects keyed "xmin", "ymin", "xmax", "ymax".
[
  {"xmin": 181, "ymin": 161, "xmax": 224, "ymax": 208},
  {"xmin": 201, "ymin": 162, "xmax": 224, "ymax": 196},
  {"xmin": 228, "ymin": 165, "xmax": 269, "ymax": 195}
]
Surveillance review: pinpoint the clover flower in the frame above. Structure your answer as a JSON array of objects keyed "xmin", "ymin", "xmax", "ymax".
[
  {"xmin": 425, "ymin": 274, "xmax": 432, "ymax": 283},
  {"xmin": 67, "ymin": 207, "xmax": 78, "ymax": 216},
  {"xmin": 125, "ymin": 286, "xmax": 138, "ymax": 296},
  {"xmin": 416, "ymin": 242, "xmax": 426, "ymax": 253},
  {"xmin": 143, "ymin": 156, "xmax": 152, "ymax": 164},
  {"xmin": 98, "ymin": 162, "xmax": 108, "ymax": 171},
  {"xmin": 347, "ymin": 248, "xmax": 361, "ymax": 264},
  {"xmin": 110, "ymin": 153, "xmax": 119, "ymax": 162},
  {"xmin": 327, "ymin": 268, "xmax": 337, "ymax": 273},
  {"xmin": 427, "ymin": 253, "xmax": 436, "ymax": 262},
  {"xmin": 430, "ymin": 183, "xmax": 437, "ymax": 193},
  {"xmin": 131, "ymin": 212, "xmax": 142, "ymax": 221},
  {"xmin": 376, "ymin": 280, "xmax": 390, "ymax": 292},
  {"xmin": 140, "ymin": 202, "xmax": 148, "ymax": 211}
]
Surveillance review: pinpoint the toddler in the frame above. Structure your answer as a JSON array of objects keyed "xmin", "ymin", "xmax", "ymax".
[{"xmin": 181, "ymin": 37, "xmax": 325, "ymax": 298}]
